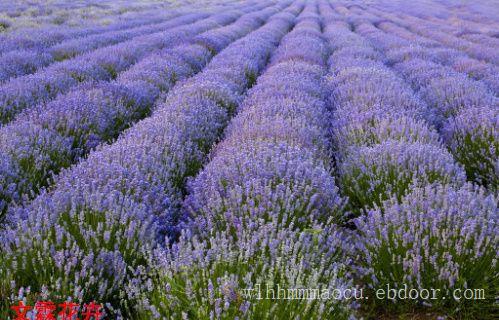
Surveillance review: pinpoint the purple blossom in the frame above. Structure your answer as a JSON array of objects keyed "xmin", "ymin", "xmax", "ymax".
[
  {"xmin": 0, "ymin": 7, "xmax": 280, "ymax": 215},
  {"xmin": 184, "ymin": 8, "xmax": 348, "ymax": 237},
  {"xmin": 0, "ymin": 3, "xmax": 296, "ymax": 316},
  {"xmin": 338, "ymin": 140, "xmax": 466, "ymax": 209},
  {"xmin": 354, "ymin": 183, "xmax": 498, "ymax": 311},
  {"xmin": 0, "ymin": 10, "xmax": 243, "ymax": 124},
  {"xmin": 150, "ymin": 219, "xmax": 355, "ymax": 319},
  {"xmin": 442, "ymin": 106, "xmax": 498, "ymax": 189}
]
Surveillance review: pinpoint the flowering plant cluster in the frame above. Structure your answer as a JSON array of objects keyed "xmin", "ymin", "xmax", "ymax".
[{"xmin": 0, "ymin": 0, "xmax": 497, "ymax": 318}]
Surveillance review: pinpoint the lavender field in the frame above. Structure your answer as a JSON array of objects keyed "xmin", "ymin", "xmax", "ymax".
[{"xmin": 0, "ymin": 0, "xmax": 497, "ymax": 319}]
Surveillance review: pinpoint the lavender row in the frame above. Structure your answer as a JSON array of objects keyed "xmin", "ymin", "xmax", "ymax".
[
  {"xmin": 0, "ymin": 7, "xmax": 185, "ymax": 55},
  {"xmin": 458, "ymin": 31, "xmax": 499, "ymax": 50},
  {"xmin": 0, "ymin": 1, "xmax": 297, "ymax": 317},
  {"xmin": 0, "ymin": 9, "xmax": 246, "ymax": 125},
  {"xmin": 184, "ymin": 1, "xmax": 342, "ymax": 236},
  {"xmin": 361, "ymin": 9, "xmax": 499, "ymax": 94},
  {"xmin": 326, "ymin": 7, "xmax": 497, "ymax": 316},
  {"xmin": 410, "ymin": 11, "xmax": 499, "ymax": 49},
  {"xmin": 324, "ymin": 22, "xmax": 464, "ymax": 211},
  {"xmin": 376, "ymin": 21, "xmax": 499, "ymax": 94},
  {"xmin": 0, "ymin": 3, "xmax": 276, "ymax": 219},
  {"xmin": 355, "ymin": 19, "xmax": 498, "ymax": 190},
  {"xmin": 148, "ymin": 3, "xmax": 355, "ymax": 318},
  {"xmin": 367, "ymin": 2, "xmax": 499, "ymax": 51},
  {"xmin": 0, "ymin": 2, "xmax": 267, "ymax": 83},
  {"xmin": 0, "ymin": 12, "xmax": 206, "ymax": 83},
  {"xmin": 377, "ymin": 9, "xmax": 499, "ymax": 65}
]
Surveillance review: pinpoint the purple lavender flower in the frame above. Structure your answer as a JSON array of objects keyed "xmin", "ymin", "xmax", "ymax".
[
  {"xmin": 184, "ymin": 9, "xmax": 348, "ymax": 236},
  {"xmin": 0, "ymin": 122, "xmax": 73, "ymax": 219},
  {"xmin": 355, "ymin": 183, "xmax": 498, "ymax": 313},
  {"xmin": 419, "ymin": 75, "xmax": 497, "ymax": 129},
  {"xmin": 442, "ymin": 106, "xmax": 498, "ymax": 189},
  {"xmin": 146, "ymin": 219, "xmax": 355, "ymax": 319},
  {"xmin": 0, "ymin": 11, "xmax": 244, "ymax": 124},
  {"xmin": 0, "ymin": 3, "xmax": 296, "ymax": 316},
  {"xmin": 0, "ymin": 50, "xmax": 53, "ymax": 83},
  {"xmin": 338, "ymin": 140, "xmax": 466, "ymax": 210},
  {"xmin": 332, "ymin": 115, "xmax": 443, "ymax": 157}
]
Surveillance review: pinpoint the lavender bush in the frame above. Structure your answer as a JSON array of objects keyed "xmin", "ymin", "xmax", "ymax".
[
  {"xmin": 354, "ymin": 183, "xmax": 498, "ymax": 317},
  {"xmin": 141, "ymin": 221, "xmax": 355, "ymax": 319},
  {"xmin": 338, "ymin": 140, "xmax": 466, "ymax": 208},
  {"xmin": 442, "ymin": 106, "xmax": 498, "ymax": 189}
]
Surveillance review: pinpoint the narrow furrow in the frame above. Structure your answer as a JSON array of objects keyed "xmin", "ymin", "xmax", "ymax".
[
  {"xmin": 0, "ymin": 2, "xmax": 276, "ymax": 218},
  {"xmin": 352, "ymin": 18, "xmax": 498, "ymax": 190},
  {"xmin": 0, "ymin": 1, "xmax": 297, "ymax": 316},
  {"xmin": 0, "ymin": 5, "xmax": 249, "ymax": 124},
  {"xmin": 151, "ymin": 1, "xmax": 356, "ymax": 319}
]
